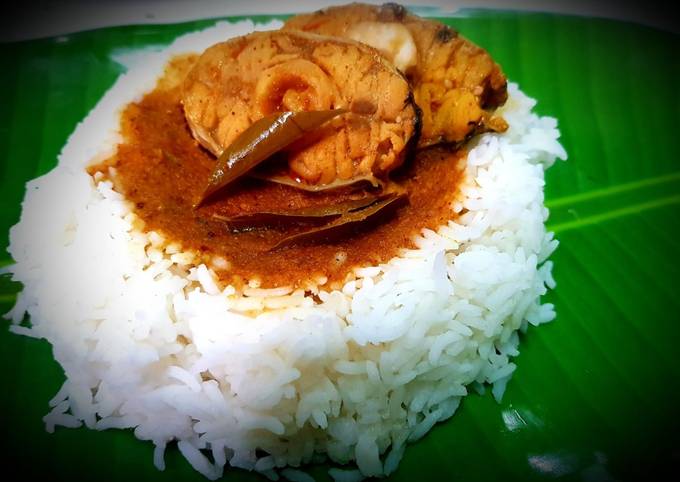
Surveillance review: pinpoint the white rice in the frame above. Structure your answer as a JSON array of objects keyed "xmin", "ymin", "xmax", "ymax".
[{"xmin": 5, "ymin": 20, "xmax": 566, "ymax": 480}]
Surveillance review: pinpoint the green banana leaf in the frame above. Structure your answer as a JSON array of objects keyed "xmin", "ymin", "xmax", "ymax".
[{"xmin": 1, "ymin": 10, "xmax": 678, "ymax": 482}]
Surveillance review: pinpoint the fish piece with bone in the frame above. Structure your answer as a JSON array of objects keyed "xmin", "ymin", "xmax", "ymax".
[
  {"xmin": 182, "ymin": 30, "xmax": 419, "ymax": 188},
  {"xmin": 284, "ymin": 2, "xmax": 509, "ymax": 148}
]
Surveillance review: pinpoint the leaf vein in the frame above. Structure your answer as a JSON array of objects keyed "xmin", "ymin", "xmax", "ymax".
[
  {"xmin": 548, "ymin": 195, "xmax": 680, "ymax": 233},
  {"xmin": 546, "ymin": 171, "xmax": 680, "ymax": 208}
]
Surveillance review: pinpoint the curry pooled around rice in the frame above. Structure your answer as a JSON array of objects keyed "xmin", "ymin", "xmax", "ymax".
[
  {"xmin": 97, "ymin": 53, "xmax": 466, "ymax": 289},
  {"xmin": 93, "ymin": 11, "xmax": 509, "ymax": 289}
]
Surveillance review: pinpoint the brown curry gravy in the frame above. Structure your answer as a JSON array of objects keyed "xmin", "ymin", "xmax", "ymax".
[{"xmin": 94, "ymin": 55, "xmax": 465, "ymax": 289}]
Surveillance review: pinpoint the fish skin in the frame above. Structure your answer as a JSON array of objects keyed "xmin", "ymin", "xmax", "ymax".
[
  {"xmin": 182, "ymin": 30, "xmax": 419, "ymax": 186},
  {"xmin": 283, "ymin": 2, "xmax": 508, "ymax": 148}
]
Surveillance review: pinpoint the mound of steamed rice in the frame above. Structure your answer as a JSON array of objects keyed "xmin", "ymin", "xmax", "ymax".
[{"xmin": 5, "ymin": 20, "xmax": 566, "ymax": 481}]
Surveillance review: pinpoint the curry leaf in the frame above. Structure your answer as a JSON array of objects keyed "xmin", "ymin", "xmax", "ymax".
[
  {"xmin": 197, "ymin": 109, "xmax": 347, "ymax": 206},
  {"xmin": 270, "ymin": 190, "xmax": 407, "ymax": 249},
  {"xmin": 212, "ymin": 194, "xmax": 383, "ymax": 229}
]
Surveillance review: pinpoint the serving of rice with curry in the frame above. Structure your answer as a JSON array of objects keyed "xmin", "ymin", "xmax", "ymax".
[{"xmin": 5, "ymin": 3, "xmax": 566, "ymax": 480}]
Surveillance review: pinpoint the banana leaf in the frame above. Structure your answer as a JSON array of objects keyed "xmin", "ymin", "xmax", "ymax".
[{"xmin": 0, "ymin": 10, "xmax": 678, "ymax": 482}]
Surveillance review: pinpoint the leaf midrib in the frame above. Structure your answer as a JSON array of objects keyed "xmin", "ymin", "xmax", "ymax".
[
  {"xmin": 546, "ymin": 171, "xmax": 680, "ymax": 233},
  {"xmin": 548, "ymin": 195, "xmax": 680, "ymax": 233},
  {"xmin": 546, "ymin": 171, "xmax": 680, "ymax": 208}
]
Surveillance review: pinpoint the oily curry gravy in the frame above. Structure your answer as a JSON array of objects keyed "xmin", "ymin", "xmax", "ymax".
[{"xmin": 93, "ymin": 55, "xmax": 464, "ymax": 289}]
